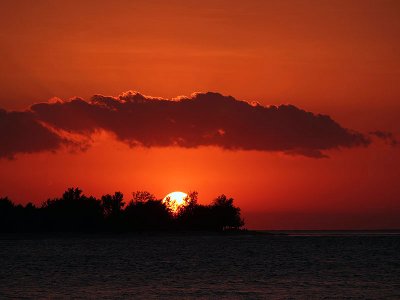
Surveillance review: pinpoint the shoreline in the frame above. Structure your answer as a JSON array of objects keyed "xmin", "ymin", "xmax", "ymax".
[{"xmin": 2, "ymin": 229, "xmax": 399, "ymax": 240}]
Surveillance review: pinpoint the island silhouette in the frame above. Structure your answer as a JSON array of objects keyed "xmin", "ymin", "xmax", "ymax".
[{"xmin": 0, "ymin": 188, "xmax": 244, "ymax": 233}]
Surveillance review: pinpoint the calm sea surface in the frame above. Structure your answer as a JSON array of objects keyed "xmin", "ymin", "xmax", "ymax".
[{"xmin": 0, "ymin": 232, "xmax": 399, "ymax": 299}]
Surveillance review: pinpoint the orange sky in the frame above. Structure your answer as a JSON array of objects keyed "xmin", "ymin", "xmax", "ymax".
[{"xmin": 0, "ymin": 0, "xmax": 399, "ymax": 229}]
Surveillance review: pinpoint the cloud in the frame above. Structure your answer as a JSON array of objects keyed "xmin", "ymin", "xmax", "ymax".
[
  {"xmin": 370, "ymin": 131, "xmax": 397, "ymax": 147},
  {"xmin": 0, "ymin": 109, "xmax": 65, "ymax": 159},
  {"xmin": 1, "ymin": 91, "xmax": 372, "ymax": 158}
]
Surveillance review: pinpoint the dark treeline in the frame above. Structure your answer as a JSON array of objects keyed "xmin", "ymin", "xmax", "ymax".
[{"xmin": 0, "ymin": 188, "xmax": 244, "ymax": 233}]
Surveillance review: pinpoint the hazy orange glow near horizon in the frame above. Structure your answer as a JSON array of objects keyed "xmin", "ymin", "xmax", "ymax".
[{"xmin": 0, "ymin": 0, "xmax": 399, "ymax": 229}]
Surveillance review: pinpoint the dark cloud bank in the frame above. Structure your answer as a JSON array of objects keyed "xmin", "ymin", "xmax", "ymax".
[{"xmin": 1, "ymin": 91, "xmax": 390, "ymax": 159}]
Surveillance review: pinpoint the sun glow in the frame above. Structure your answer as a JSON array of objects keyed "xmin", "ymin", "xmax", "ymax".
[{"xmin": 163, "ymin": 191, "xmax": 189, "ymax": 213}]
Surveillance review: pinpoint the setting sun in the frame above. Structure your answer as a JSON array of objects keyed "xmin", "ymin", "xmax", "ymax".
[
  {"xmin": 163, "ymin": 191, "xmax": 189, "ymax": 213},
  {"xmin": 1, "ymin": 0, "xmax": 400, "ymax": 298}
]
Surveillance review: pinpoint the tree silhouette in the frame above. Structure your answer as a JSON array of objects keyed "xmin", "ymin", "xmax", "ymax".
[
  {"xmin": 101, "ymin": 192, "xmax": 125, "ymax": 231},
  {"xmin": 0, "ymin": 197, "xmax": 16, "ymax": 232},
  {"xmin": 124, "ymin": 191, "xmax": 172, "ymax": 231},
  {"xmin": 176, "ymin": 193, "xmax": 244, "ymax": 231},
  {"xmin": 211, "ymin": 195, "xmax": 244, "ymax": 231},
  {"xmin": 132, "ymin": 191, "xmax": 157, "ymax": 203},
  {"xmin": 182, "ymin": 191, "xmax": 198, "ymax": 210},
  {"xmin": 0, "ymin": 189, "xmax": 245, "ymax": 233},
  {"xmin": 102, "ymin": 192, "xmax": 125, "ymax": 216},
  {"xmin": 41, "ymin": 188, "xmax": 103, "ymax": 232}
]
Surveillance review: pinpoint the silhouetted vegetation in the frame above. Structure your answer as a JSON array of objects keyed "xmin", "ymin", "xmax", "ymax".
[{"xmin": 0, "ymin": 188, "xmax": 244, "ymax": 233}]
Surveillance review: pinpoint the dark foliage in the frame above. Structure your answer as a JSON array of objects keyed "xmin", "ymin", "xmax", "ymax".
[
  {"xmin": 41, "ymin": 188, "xmax": 104, "ymax": 232},
  {"xmin": 0, "ymin": 188, "xmax": 244, "ymax": 233},
  {"xmin": 176, "ymin": 193, "xmax": 244, "ymax": 231}
]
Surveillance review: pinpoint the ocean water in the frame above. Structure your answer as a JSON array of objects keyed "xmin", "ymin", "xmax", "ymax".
[{"xmin": 0, "ymin": 232, "xmax": 399, "ymax": 299}]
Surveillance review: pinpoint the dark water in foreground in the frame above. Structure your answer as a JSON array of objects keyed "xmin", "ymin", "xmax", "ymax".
[{"xmin": 1, "ymin": 232, "xmax": 399, "ymax": 299}]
